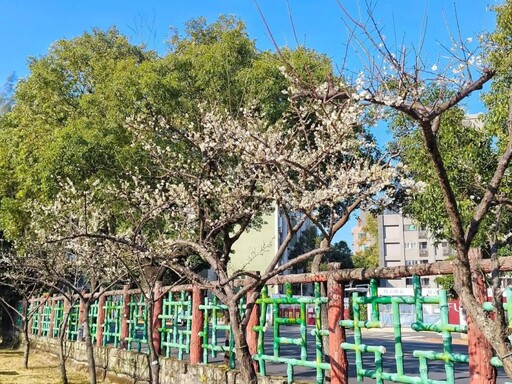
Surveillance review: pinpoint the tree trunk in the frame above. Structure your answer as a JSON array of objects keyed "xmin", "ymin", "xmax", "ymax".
[
  {"xmin": 453, "ymin": 256, "xmax": 512, "ymax": 378},
  {"xmin": 82, "ymin": 301, "xmax": 97, "ymax": 384},
  {"xmin": 146, "ymin": 298, "xmax": 160, "ymax": 384},
  {"xmin": 467, "ymin": 249, "xmax": 497, "ymax": 384},
  {"xmin": 58, "ymin": 334, "xmax": 69, "ymax": 384},
  {"xmin": 23, "ymin": 319, "xmax": 30, "ymax": 369},
  {"xmin": 228, "ymin": 305, "xmax": 257, "ymax": 384},
  {"xmin": 58, "ymin": 306, "xmax": 71, "ymax": 384}
]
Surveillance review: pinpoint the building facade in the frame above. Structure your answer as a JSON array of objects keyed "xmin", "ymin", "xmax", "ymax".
[
  {"xmin": 228, "ymin": 205, "xmax": 313, "ymax": 293},
  {"xmin": 353, "ymin": 211, "xmax": 453, "ymax": 288}
]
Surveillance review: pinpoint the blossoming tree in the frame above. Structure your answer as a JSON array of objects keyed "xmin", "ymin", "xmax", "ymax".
[
  {"xmin": 33, "ymin": 79, "xmax": 406, "ymax": 382},
  {"xmin": 320, "ymin": 2, "xmax": 512, "ymax": 379}
]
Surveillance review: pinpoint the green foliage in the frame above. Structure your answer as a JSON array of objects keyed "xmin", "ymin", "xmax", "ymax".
[
  {"xmin": 392, "ymin": 98, "xmax": 511, "ymax": 252},
  {"xmin": 288, "ymin": 226, "xmax": 353, "ymax": 271},
  {"xmin": 434, "ymin": 275, "xmax": 456, "ymax": 298},
  {"xmin": 0, "ymin": 73, "xmax": 15, "ymax": 115},
  {"xmin": 388, "ymin": 2, "xmax": 512, "ymax": 256},
  {"xmin": 352, "ymin": 214, "xmax": 379, "ymax": 268},
  {"xmin": 0, "ymin": 16, "xmax": 335, "ymax": 261},
  {"xmin": 0, "ymin": 28, "xmax": 155, "ymax": 239}
]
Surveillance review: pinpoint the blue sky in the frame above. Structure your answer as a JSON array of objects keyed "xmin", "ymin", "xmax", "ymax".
[{"xmin": 0, "ymin": 0, "xmax": 501, "ymax": 248}]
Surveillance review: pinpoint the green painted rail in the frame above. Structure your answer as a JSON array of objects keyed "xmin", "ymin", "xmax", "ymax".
[
  {"xmin": 29, "ymin": 300, "xmax": 41, "ymax": 336},
  {"xmin": 66, "ymin": 302, "xmax": 80, "ymax": 341},
  {"xmin": 159, "ymin": 291, "xmax": 192, "ymax": 359},
  {"xmin": 24, "ymin": 278, "xmax": 512, "ymax": 384},
  {"xmin": 52, "ymin": 299, "xmax": 64, "ymax": 337},
  {"xmin": 40, "ymin": 302, "xmax": 52, "ymax": 337},
  {"xmin": 253, "ymin": 282, "xmax": 329, "ymax": 384},
  {"xmin": 102, "ymin": 294, "xmax": 123, "ymax": 347},
  {"xmin": 126, "ymin": 294, "xmax": 148, "ymax": 353},
  {"xmin": 199, "ymin": 295, "xmax": 237, "ymax": 368}
]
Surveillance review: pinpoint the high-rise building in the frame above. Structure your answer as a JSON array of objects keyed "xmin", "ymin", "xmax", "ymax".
[{"xmin": 353, "ymin": 211, "xmax": 453, "ymax": 288}]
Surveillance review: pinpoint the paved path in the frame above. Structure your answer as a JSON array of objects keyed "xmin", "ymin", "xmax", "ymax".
[{"xmin": 259, "ymin": 326, "xmax": 506, "ymax": 383}]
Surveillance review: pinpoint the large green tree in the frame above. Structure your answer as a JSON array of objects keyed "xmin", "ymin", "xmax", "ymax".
[{"xmin": 0, "ymin": 28, "xmax": 156, "ymax": 241}]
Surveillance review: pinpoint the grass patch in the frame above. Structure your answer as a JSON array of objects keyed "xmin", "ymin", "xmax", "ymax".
[{"xmin": 0, "ymin": 348, "xmax": 107, "ymax": 384}]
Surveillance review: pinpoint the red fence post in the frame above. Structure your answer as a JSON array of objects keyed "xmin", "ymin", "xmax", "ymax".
[
  {"xmin": 152, "ymin": 281, "xmax": 163, "ymax": 355},
  {"xmin": 120, "ymin": 285, "xmax": 131, "ymax": 349},
  {"xmin": 79, "ymin": 292, "xmax": 86, "ymax": 341},
  {"xmin": 48, "ymin": 297, "xmax": 56, "ymax": 337},
  {"xmin": 190, "ymin": 287, "xmax": 204, "ymax": 364},
  {"xmin": 96, "ymin": 293, "xmax": 107, "ymax": 347},
  {"xmin": 246, "ymin": 283, "xmax": 260, "ymax": 372},
  {"xmin": 327, "ymin": 276, "xmax": 348, "ymax": 384},
  {"xmin": 468, "ymin": 248, "xmax": 496, "ymax": 383},
  {"xmin": 37, "ymin": 297, "xmax": 44, "ymax": 336},
  {"xmin": 62, "ymin": 297, "xmax": 71, "ymax": 338}
]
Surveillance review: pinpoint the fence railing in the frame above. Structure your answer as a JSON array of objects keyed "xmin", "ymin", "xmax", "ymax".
[{"xmin": 23, "ymin": 259, "xmax": 512, "ymax": 384}]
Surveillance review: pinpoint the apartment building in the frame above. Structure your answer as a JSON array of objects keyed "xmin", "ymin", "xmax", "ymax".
[
  {"xmin": 228, "ymin": 205, "xmax": 314, "ymax": 293},
  {"xmin": 353, "ymin": 211, "xmax": 453, "ymax": 288}
]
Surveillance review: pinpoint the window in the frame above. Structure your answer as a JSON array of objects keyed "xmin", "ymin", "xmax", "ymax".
[
  {"xmin": 404, "ymin": 224, "xmax": 417, "ymax": 231},
  {"xmin": 358, "ymin": 232, "xmax": 366, "ymax": 239},
  {"xmin": 419, "ymin": 242, "xmax": 428, "ymax": 249},
  {"xmin": 404, "ymin": 242, "xmax": 417, "ymax": 249},
  {"xmin": 405, "ymin": 260, "xmax": 419, "ymax": 266},
  {"xmin": 421, "ymin": 260, "xmax": 428, "ymax": 264},
  {"xmin": 405, "ymin": 278, "xmax": 414, "ymax": 286},
  {"xmin": 421, "ymin": 278, "xmax": 429, "ymax": 286}
]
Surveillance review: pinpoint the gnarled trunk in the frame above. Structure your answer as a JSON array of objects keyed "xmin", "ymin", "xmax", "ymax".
[
  {"xmin": 453, "ymin": 255, "xmax": 512, "ymax": 378},
  {"xmin": 467, "ymin": 249, "xmax": 497, "ymax": 384},
  {"xmin": 228, "ymin": 304, "xmax": 257, "ymax": 384}
]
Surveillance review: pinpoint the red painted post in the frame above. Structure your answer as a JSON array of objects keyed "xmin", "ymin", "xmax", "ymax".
[
  {"xmin": 79, "ymin": 292, "xmax": 86, "ymax": 341},
  {"xmin": 327, "ymin": 276, "xmax": 348, "ymax": 384},
  {"xmin": 79, "ymin": 292, "xmax": 86, "ymax": 324},
  {"xmin": 37, "ymin": 297, "xmax": 44, "ymax": 336},
  {"xmin": 152, "ymin": 281, "xmax": 163, "ymax": 355},
  {"xmin": 48, "ymin": 297, "xmax": 56, "ymax": 337},
  {"xmin": 96, "ymin": 294, "xmax": 107, "ymax": 347},
  {"xmin": 62, "ymin": 297, "xmax": 70, "ymax": 338},
  {"xmin": 468, "ymin": 248, "xmax": 496, "ymax": 383},
  {"xmin": 190, "ymin": 287, "xmax": 204, "ymax": 364},
  {"xmin": 246, "ymin": 286, "xmax": 260, "ymax": 372},
  {"xmin": 120, "ymin": 285, "xmax": 131, "ymax": 349}
]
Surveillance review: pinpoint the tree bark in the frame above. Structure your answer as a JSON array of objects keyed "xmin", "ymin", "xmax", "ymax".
[
  {"xmin": 23, "ymin": 318, "xmax": 30, "ymax": 369},
  {"xmin": 146, "ymin": 297, "xmax": 160, "ymax": 384},
  {"xmin": 82, "ymin": 301, "xmax": 97, "ymax": 384},
  {"xmin": 228, "ymin": 304, "xmax": 258, "ymax": 384},
  {"xmin": 467, "ymin": 249, "xmax": 497, "ymax": 384},
  {"xmin": 453, "ymin": 256, "xmax": 512, "ymax": 378},
  {"xmin": 58, "ymin": 303, "xmax": 71, "ymax": 384}
]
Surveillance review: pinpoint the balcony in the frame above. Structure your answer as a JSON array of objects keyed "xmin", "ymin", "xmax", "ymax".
[{"xmin": 419, "ymin": 249, "xmax": 428, "ymax": 257}]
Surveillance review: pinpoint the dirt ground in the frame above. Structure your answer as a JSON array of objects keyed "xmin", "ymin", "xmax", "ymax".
[{"xmin": 0, "ymin": 348, "xmax": 111, "ymax": 384}]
